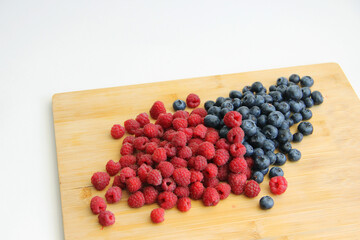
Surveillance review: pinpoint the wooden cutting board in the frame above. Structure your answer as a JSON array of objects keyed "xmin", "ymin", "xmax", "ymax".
[{"xmin": 53, "ymin": 63, "xmax": 360, "ymax": 239}]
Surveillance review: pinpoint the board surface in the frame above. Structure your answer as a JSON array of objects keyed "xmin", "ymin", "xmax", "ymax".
[{"xmin": 53, "ymin": 63, "xmax": 360, "ymax": 239}]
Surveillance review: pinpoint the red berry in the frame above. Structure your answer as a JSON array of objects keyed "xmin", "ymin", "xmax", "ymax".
[
  {"xmin": 137, "ymin": 164, "xmax": 153, "ymax": 183},
  {"xmin": 227, "ymin": 127, "xmax": 245, "ymax": 144},
  {"xmin": 98, "ymin": 211, "xmax": 115, "ymax": 227},
  {"xmin": 229, "ymin": 157, "xmax": 247, "ymax": 174},
  {"xmin": 126, "ymin": 176, "xmax": 142, "ymax": 193},
  {"xmin": 90, "ymin": 196, "xmax": 107, "ymax": 214},
  {"xmin": 172, "ymin": 118, "xmax": 188, "ymax": 130},
  {"xmin": 143, "ymin": 123, "xmax": 158, "ymax": 138},
  {"xmin": 156, "ymin": 113, "xmax": 173, "ymax": 129},
  {"xmin": 173, "ymin": 110, "xmax": 189, "ymax": 119},
  {"xmin": 134, "ymin": 128, "xmax": 144, "ymax": 137},
  {"xmin": 178, "ymin": 127, "xmax": 193, "ymax": 141},
  {"xmin": 164, "ymin": 142, "xmax": 177, "ymax": 158},
  {"xmin": 190, "ymin": 108, "xmax": 207, "ymax": 117},
  {"xmin": 177, "ymin": 197, "xmax": 192, "ymax": 212},
  {"xmin": 205, "ymin": 130, "xmax": 220, "ymax": 144},
  {"xmin": 124, "ymin": 119, "xmax": 140, "ymax": 134},
  {"xmin": 143, "ymin": 186, "xmax": 159, "ymax": 204},
  {"xmin": 193, "ymin": 124, "xmax": 207, "ymax": 139},
  {"xmin": 213, "ymin": 149, "xmax": 230, "ymax": 166},
  {"xmin": 193, "ymin": 155, "xmax": 208, "ymax": 171},
  {"xmin": 112, "ymin": 175, "xmax": 125, "ymax": 189},
  {"xmin": 105, "ymin": 186, "xmax": 122, "ymax": 204},
  {"xmin": 204, "ymin": 177, "xmax": 219, "ymax": 188},
  {"xmin": 145, "ymin": 142, "xmax": 158, "ymax": 154},
  {"xmin": 189, "ymin": 182, "xmax": 204, "ymax": 200},
  {"xmin": 215, "ymin": 183, "xmax": 231, "ymax": 200},
  {"xmin": 133, "ymin": 137, "xmax": 149, "ymax": 151},
  {"xmin": 173, "ymin": 167, "xmax": 191, "ymax": 187},
  {"xmin": 229, "ymin": 143, "xmax": 246, "ymax": 157},
  {"xmin": 171, "ymin": 131, "xmax": 187, "ymax": 147},
  {"xmin": 186, "ymin": 93, "xmax": 200, "ymax": 108},
  {"xmin": 119, "ymin": 167, "xmax": 136, "ymax": 183},
  {"xmin": 244, "ymin": 180, "xmax": 261, "ymax": 198},
  {"xmin": 245, "ymin": 156, "xmax": 254, "ymax": 169},
  {"xmin": 215, "ymin": 138, "xmax": 230, "ymax": 151},
  {"xmin": 174, "ymin": 186, "xmax": 190, "ymax": 198},
  {"xmin": 152, "ymin": 147, "xmax": 167, "ymax": 163},
  {"xmin": 188, "ymin": 114, "xmax": 202, "ymax": 127},
  {"xmin": 120, "ymin": 155, "xmax": 136, "ymax": 168},
  {"xmin": 203, "ymin": 163, "xmax": 218, "ymax": 178},
  {"xmin": 190, "ymin": 170, "xmax": 204, "ymax": 183},
  {"xmin": 147, "ymin": 169, "xmax": 163, "ymax": 186},
  {"xmin": 120, "ymin": 143, "xmax": 134, "ymax": 155},
  {"xmin": 137, "ymin": 154, "xmax": 153, "ymax": 166},
  {"xmin": 157, "ymin": 161, "xmax": 174, "ymax": 178},
  {"xmin": 111, "ymin": 124, "xmax": 125, "ymax": 139},
  {"xmin": 228, "ymin": 173, "xmax": 247, "ymax": 195},
  {"xmin": 177, "ymin": 146, "xmax": 192, "ymax": 159},
  {"xmin": 218, "ymin": 164, "xmax": 230, "ymax": 181},
  {"xmin": 170, "ymin": 157, "xmax": 188, "ymax": 168},
  {"xmin": 223, "ymin": 111, "xmax": 242, "ymax": 128},
  {"xmin": 91, "ymin": 172, "xmax": 110, "ymax": 191},
  {"xmin": 128, "ymin": 191, "xmax": 145, "ymax": 208},
  {"xmin": 106, "ymin": 160, "xmax": 121, "ymax": 176},
  {"xmin": 150, "ymin": 208, "xmax": 165, "ymax": 223},
  {"xmin": 197, "ymin": 142, "xmax": 215, "ymax": 160},
  {"xmin": 269, "ymin": 176, "xmax": 288, "ymax": 195},
  {"xmin": 202, "ymin": 187, "xmax": 220, "ymax": 206},
  {"xmin": 161, "ymin": 177, "xmax": 176, "ymax": 192},
  {"xmin": 123, "ymin": 135, "xmax": 135, "ymax": 145},
  {"xmin": 136, "ymin": 112, "xmax": 150, "ymax": 127},
  {"xmin": 150, "ymin": 101, "xmax": 166, "ymax": 119},
  {"xmin": 158, "ymin": 191, "xmax": 178, "ymax": 210}
]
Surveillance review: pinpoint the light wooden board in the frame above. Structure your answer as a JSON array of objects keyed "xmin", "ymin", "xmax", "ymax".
[{"xmin": 53, "ymin": 63, "xmax": 360, "ymax": 239}]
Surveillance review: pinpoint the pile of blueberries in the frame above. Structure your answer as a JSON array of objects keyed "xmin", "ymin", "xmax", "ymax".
[{"xmin": 203, "ymin": 74, "xmax": 324, "ymax": 183}]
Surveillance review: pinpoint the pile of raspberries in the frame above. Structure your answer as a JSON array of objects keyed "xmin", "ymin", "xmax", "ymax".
[{"xmin": 90, "ymin": 93, "xmax": 288, "ymax": 226}]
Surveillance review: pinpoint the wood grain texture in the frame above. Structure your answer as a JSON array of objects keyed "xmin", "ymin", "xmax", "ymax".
[{"xmin": 53, "ymin": 63, "xmax": 360, "ymax": 240}]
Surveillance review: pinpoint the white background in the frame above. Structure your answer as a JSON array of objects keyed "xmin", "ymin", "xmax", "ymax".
[{"xmin": 0, "ymin": 0, "xmax": 359, "ymax": 239}]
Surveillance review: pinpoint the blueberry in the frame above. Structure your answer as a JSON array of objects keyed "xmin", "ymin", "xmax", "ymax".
[
  {"xmin": 311, "ymin": 91, "xmax": 323, "ymax": 105},
  {"xmin": 242, "ymin": 85, "xmax": 252, "ymax": 93},
  {"xmin": 253, "ymin": 148, "xmax": 265, "ymax": 158},
  {"xmin": 300, "ymin": 76, "xmax": 314, "ymax": 87},
  {"xmin": 288, "ymin": 81, "xmax": 296, "ymax": 86},
  {"xmin": 304, "ymin": 97, "xmax": 314, "ymax": 108},
  {"xmin": 289, "ymin": 100, "xmax": 303, "ymax": 113},
  {"xmin": 286, "ymin": 118, "xmax": 294, "ymax": 127},
  {"xmin": 277, "ymin": 77, "xmax": 288, "ymax": 86},
  {"xmin": 276, "ymin": 102, "xmax": 290, "ymax": 114},
  {"xmin": 266, "ymin": 151, "xmax": 277, "ymax": 165},
  {"xmin": 269, "ymin": 85, "xmax": 277, "ymax": 92},
  {"xmin": 254, "ymin": 95, "xmax": 265, "ymax": 106},
  {"xmin": 232, "ymin": 98, "xmax": 241, "ymax": 109},
  {"xmin": 248, "ymin": 114, "xmax": 257, "ymax": 124},
  {"xmin": 298, "ymin": 122, "xmax": 313, "ymax": 136},
  {"xmin": 301, "ymin": 108, "xmax": 312, "ymax": 120},
  {"xmin": 269, "ymin": 167, "xmax": 284, "ymax": 178},
  {"xmin": 243, "ymin": 142, "xmax": 254, "ymax": 156},
  {"xmin": 261, "ymin": 103, "xmax": 276, "ymax": 115},
  {"xmin": 279, "ymin": 120, "xmax": 290, "ymax": 130},
  {"xmin": 269, "ymin": 91, "xmax": 283, "ymax": 102},
  {"xmin": 262, "ymin": 125, "xmax": 278, "ymax": 140},
  {"xmin": 241, "ymin": 119, "xmax": 257, "ymax": 137},
  {"xmin": 172, "ymin": 99, "xmax": 186, "ymax": 111},
  {"xmin": 251, "ymin": 81, "xmax": 264, "ymax": 93},
  {"xmin": 220, "ymin": 108, "xmax": 230, "ymax": 118},
  {"xmin": 260, "ymin": 196, "xmax": 274, "ymax": 210},
  {"xmin": 284, "ymin": 110, "xmax": 291, "ymax": 119},
  {"xmin": 250, "ymin": 133, "xmax": 266, "ymax": 148},
  {"xmin": 219, "ymin": 127, "xmax": 229, "ymax": 139},
  {"xmin": 204, "ymin": 115, "xmax": 220, "ymax": 128},
  {"xmin": 207, "ymin": 106, "xmax": 221, "ymax": 117},
  {"xmin": 254, "ymin": 155, "xmax": 270, "ymax": 170},
  {"xmin": 221, "ymin": 101, "xmax": 234, "ymax": 111},
  {"xmin": 267, "ymin": 111, "xmax": 285, "ymax": 128},
  {"xmin": 237, "ymin": 106, "xmax": 250, "ymax": 119},
  {"xmin": 215, "ymin": 97, "xmax": 226, "ymax": 107},
  {"xmin": 276, "ymin": 85, "xmax": 288, "ymax": 96},
  {"xmin": 301, "ymin": 87, "xmax": 311, "ymax": 99},
  {"xmin": 291, "ymin": 112, "xmax": 303, "ymax": 124},
  {"xmin": 219, "ymin": 119, "xmax": 225, "ymax": 127},
  {"xmin": 257, "ymin": 115, "xmax": 267, "ymax": 128},
  {"xmin": 204, "ymin": 100, "xmax": 215, "ymax": 111},
  {"xmin": 260, "ymin": 167, "xmax": 269, "ymax": 175},
  {"xmin": 288, "ymin": 149, "xmax": 301, "ymax": 161},
  {"xmin": 275, "ymin": 152, "xmax": 287, "ymax": 165},
  {"xmin": 258, "ymin": 88, "xmax": 267, "ymax": 95},
  {"xmin": 263, "ymin": 139, "xmax": 275, "ymax": 152},
  {"xmin": 277, "ymin": 129, "xmax": 292, "ymax": 143},
  {"xmin": 273, "ymin": 102, "xmax": 280, "ymax": 108},
  {"xmin": 279, "ymin": 141, "xmax": 292, "ymax": 153},
  {"xmin": 252, "ymin": 171, "xmax": 264, "ymax": 184},
  {"xmin": 225, "ymin": 97, "xmax": 232, "ymax": 101},
  {"xmin": 273, "ymin": 140, "xmax": 279, "ymax": 148},
  {"xmin": 289, "ymin": 74, "xmax": 300, "ymax": 84},
  {"xmin": 264, "ymin": 94, "xmax": 273, "ymax": 103},
  {"xmin": 293, "ymin": 132, "xmax": 303, "ymax": 142},
  {"xmin": 286, "ymin": 85, "xmax": 303, "ymax": 101},
  {"xmin": 229, "ymin": 90, "xmax": 242, "ymax": 99},
  {"xmin": 242, "ymin": 94, "xmax": 256, "ymax": 107}
]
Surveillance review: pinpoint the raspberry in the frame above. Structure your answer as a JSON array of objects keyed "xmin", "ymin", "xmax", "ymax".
[
  {"xmin": 188, "ymin": 114, "xmax": 202, "ymax": 127},
  {"xmin": 245, "ymin": 156, "xmax": 254, "ymax": 169},
  {"xmin": 133, "ymin": 137, "xmax": 149, "ymax": 151},
  {"xmin": 218, "ymin": 164, "xmax": 229, "ymax": 181},
  {"xmin": 177, "ymin": 146, "xmax": 192, "ymax": 159},
  {"xmin": 128, "ymin": 191, "xmax": 145, "ymax": 208},
  {"xmin": 158, "ymin": 191, "xmax": 178, "ymax": 209},
  {"xmin": 172, "ymin": 118, "xmax": 188, "ymax": 130},
  {"xmin": 191, "ymin": 108, "xmax": 207, "ymax": 118},
  {"xmin": 152, "ymin": 147, "xmax": 167, "ymax": 163},
  {"xmin": 161, "ymin": 177, "xmax": 176, "ymax": 192},
  {"xmin": 202, "ymin": 187, "xmax": 220, "ymax": 206},
  {"xmin": 120, "ymin": 155, "xmax": 136, "ymax": 168},
  {"xmin": 134, "ymin": 128, "xmax": 144, "ymax": 137},
  {"xmin": 189, "ymin": 182, "xmax": 204, "ymax": 200},
  {"xmin": 106, "ymin": 160, "xmax": 121, "ymax": 176},
  {"xmin": 156, "ymin": 125, "xmax": 164, "ymax": 138},
  {"xmin": 223, "ymin": 111, "xmax": 242, "ymax": 128},
  {"xmin": 147, "ymin": 169, "xmax": 163, "ymax": 186},
  {"xmin": 173, "ymin": 167, "xmax": 191, "ymax": 187},
  {"xmin": 193, "ymin": 155, "xmax": 207, "ymax": 171},
  {"xmin": 164, "ymin": 142, "xmax": 177, "ymax": 158},
  {"xmin": 98, "ymin": 211, "xmax": 115, "ymax": 227},
  {"xmin": 204, "ymin": 177, "xmax": 219, "ymax": 188},
  {"xmin": 229, "ymin": 157, "xmax": 247, "ymax": 174},
  {"xmin": 197, "ymin": 142, "xmax": 215, "ymax": 160},
  {"xmin": 203, "ymin": 163, "xmax": 218, "ymax": 178},
  {"xmin": 129, "ymin": 164, "xmax": 138, "ymax": 171},
  {"xmin": 120, "ymin": 143, "xmax": 134, "ymax": 156},
  {"xmin": 215, "ymin": 138, "xmax": 230, "ymax": 151},
  {"xmin": 245, "ymin": 167, "xmax": 252, "ymax": 180},
  {"xmin": 230, "ymin": 143, "xmax": 246, "ymax": 157},
  {"xmin": 157, "ymin": 161, "xmax": 174, "ymax": 178},
  {"xmin": 205, "ymin": 130, "xmax": 220, "ymax": 144},
  {"xmin": 228, "ymin": 173, "xmax": 247, "ymax": 195},
  {"xmin": 150, "ymin": 101, "xmax": 166, "ymax": 119},
  {"xmin": 150, "ymin": 137, "xmax": 161, "ymax": 144},
  {"xmin": 123, "ymin": 135, "xmax": 135, "ymax": 145},
  {"xmin": 124, "ymin": 119, "xmax": 140, "ymax": 134},
  {"xmin": 186, "ymin": 93, "xmax": 200, "ymax": 108},
  {"xmin": 213, "ymin": 149, "xmax": 230, "ymax": 166},
  {"xmin": 105, "ymin": 186, "xmax": 122, "ymax": 203},
  {"xmin": 143, "ymin": 123, "xmax": 158, "ymax": 138},
  {"xmin": 163, "ymin": 129, "xmax": 177, "ymax": 142},
  {"xmin": 126, "ymin": 177, "xmax": 142, "ymax": 193},
  {"xmin": 159, "ymin": 140, "xmax": 168, "ymax": 147},
  {"xmin": 178, "ymin": 127, "xmax": 193, "ymax": 141},
  {"xmin": 156, "ymin": 113, "xmax": 173, "ymax": 129},
  {"xmin": 136, "ymin": 112, "xmax": 150, "ymax": 127},
  {"xmin": 173, "ymin": 110, "xmax": 189, "ymax": 119},
  {"xmin": 111, "ymin": 124, "xmax": 125, "ymax": 139},
  {"xmin": 171, "ymin": 131, "xmax": 187, "ymax": 147},
  {"xmin": 112, "ymin": 175, "xmax": 125, "ymax": 189},
  {"xmin": 174, "ymin": 186, "xmax": 190, "ymax": 198},
  {"xmin": 145, "ymin": 142, "xmax": 158, "ymax": 154},
  {"xmin": 119, "ymin": 167, "xmax": 136, "ymax": 183},
  {"xmin": 90, "ymin": 196, "xmax": 107, "ymax": 214},
  {"xmin": 227, "ymin": 127, "xmax": 245, "ymax": 144},
  {"xmin": 216, "ymin": 183, "xmax": 231, "ymax": 200},
  {"xmin": 193, "ymin": 124, "xmax": 207, "ymax": 139},
  {"xmin": 150, "ymin": 208, "xmax": 165, "ymax": 223},
  {"xmin": 143, "ymin": 186, "xmax": 159, "ymax": 204},
  {"xmin": 137, "ymin": 154, "xmax": 153, "ymax": 166},
  {"xmin": 137, "ymin": 164, "xmax": 153, "ymax": 183},
  {"xmin": 269, "ymin": 176, "xmax": 288, "ymax": 195},
  {"xmin": 170, "ymin": 157, "xmax": 188, "ymax": 168},
  {"xmin": 177, "ymin": 197, "xmax": 191, "ymax": 212},
  {"xmin": 190, "ymin": 170, "xmax": 204, "ymax": 183},
  {"xmin": 244, "ymin": 180, "xmax": 261, "ymax": 198},
  {"xmin": 91, "ymin": 172, "xmax": 110, "ymax": 191}
]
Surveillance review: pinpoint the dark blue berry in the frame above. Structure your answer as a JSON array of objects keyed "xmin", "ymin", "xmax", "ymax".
[
  {"xmin": 269, "ymin": 91, "xmax": 283, "ymax": 102},
  {"xmin": 254, "ymin": 95, "xmax": 265, "ymax": 106},
  {"xmin": 253, "ymin": 148, "xmax": 265, "ymax": 158},
  {"xmin": 250, "ymin": 133, "xmax": 266, "ymax": 148},
  {"xmin": 242, "ymin": 94, "xmax": 256, "ymax": 108},
  {"xmin": 279, "ymin": 142, "xmax": 292, "ymax": 153},
  {"xmin": 264, "ymin": 94, "xmax": 273, "ymax": 103},
  {"xmin": 304, "ymin": 97, "xmax": 314, "ymax": 108},
  {"xmin": 241, "ymin": 119, "xmax": 257, "ymax": 137},
  {"xmin": 267, "ymin": 111, "xmax": 285, "ymax": 128},
  {"xmin": 254, "ymin": 155, "xmax": 270, "ymax": 170},
  {"xmin": 266, "ymin": 151, "xmax": 276, "ymax": 165},
  {"xmin": 263, "ymin": 139, "xmax": 275, "ymax": 152},
  {"xmin": 293, "ymin": 132, "xmax": 303, "ymax": 142},
  {"xmin": 247, "ymin": 114, "xmax": 257, "ymax": 124},
  {"xmin": 273, "ymin": 140, "xmax": 279, "ymax": 148},
  {"xmin": 289, "ymin": 100, "xmax": 302, "ymax": 113},
  {"xmin": 262, "ymin": 125, "xmax": 278, "ymax": 140},
  {"xmin": 215, "ymin": 97, "xmax": 226, "ymax": 107},
  {"xmin": 260, "ymin": 196, "xmax": 274, "ymax": 210},
  {"xmin": 243, "ymin": 142, "xmax": 254, "ymax": 156},
  {"xmin": 242, "ymin": 85, "xmax": 252, "ymax": 93},
  {"xmin": 173, "ymin": 99, "xmax": 186, "ymax": 111},
  {"xmin": 220, "ymin": 108, "xmax": 230, "ymax": 118},
  {"xmin": 300, "ymin": 76, "xmax": 314, "ymax": 87},
  {"xmin": 291, "ymin": 112, "xmax": 303, "ymax": 124},
  {"xmin": 277, "ymin": 77, "xmax": 288, "ymax": 86},
  {"xmin": 288, "ymin": 149, "xmax": 301, "ymax": 161},
  {"xmin": 260, "ymin": 167, "xmax": 269, "ymax": 175},
  {"xmin": 257, "ymin": 115, "xmax": 267, "ymax": 128},
  {"xmin": 237, "ymin": 106, "xmax": 250, "ymax": 119},
  {"xmin": 219, "ymin": 126, "xmax": 230, "ymax": 138},
  {"xmin": 269, "ymin": 167, "xmax": 284, "ymax": 178},
  {"xmin": 284, "ymin": 110, "xmax": 291, "ymax": 119},
  {"xmin": 279, "ymin": 120, "xmax": 290, "ymax": 130},
  {"xmin": 298, "ymin": 122, "xmax": 313, "ymax": 136},
  {"xmin": 311, "ymin": 91, "xmax": 323, "ymax": 105},
  {"xmin": 250, "ymin": 106, "xmax": 261, "ymax": 117},
  {"xmin": 276, "ymin": 102, "xmax": 290, "ymax": 114},
  {"xmin": 204, "ymin": 100, "xmax": 215, "ymax": 111},
  {"xmin": 232, "ymin": 98, "xmax": 241, "ymax": 109},
  {"xmin": 277, "ymin": 129, "xmax": 292, "ymax": 143},
  {"xmin": 289, "ymin": 74, "xmax": 300, "ymax": 84},
  {"xmin": 261, "ymin": 103, "xmax": 276, "ymax": 115},
  {"xmin": 301, "ymin": 108, "xmax": 312, "ymax": 120},
  {"xmin": 221, "ymin": 101, "xmax": 234, "ymax": 111},
  {"xmin": 229, "ymin": 90, "xmax": 242, "ymax": 99},
  {"xmin": 269, "ymin": 85, "xmax": 277, "ymax": 92},
  {"xmin": 301, "ymin": 87, "xmax": 311, "ymax": 99},
  {"xmin": 204, "ymin": 115, "xmax": 220, "ymax": 128},
  {"xmin": 276, "ymin": 85, "xmax": 288, "ymax": 96},
  {"xmin": 286, "ymin": 85, "xmax": 303, "ymax": 101},
  {"xmin": 251, "ymin": 82, "xmax": 264, "ymax": 93},
  {"xmin": 275, "ymin": 152, "xmax": 287, "ymax": 165},
  {"xmin": 252, "ymin": 171, "xmax": 264, "ymax": 183},
  {"xmin": 207, "ymin": 106, "xmax": 221, "ymax": 117}
]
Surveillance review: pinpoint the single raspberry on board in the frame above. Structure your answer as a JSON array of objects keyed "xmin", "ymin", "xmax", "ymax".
[
  {"xmin": 136, "ymin": 112, "xmax": 150, "ymax": 127},
  {"xmin": 150, "ymin": 101, "xmax": 166, "ymax": 119},
  {"xmin": 189, "ymin": 182, "xmax": 205, "ymax": 200},
  {"xmin": 111, "ymin": 124, "xmax": 125, "ymax": 139},
  {"xmin": 223, "ymin": 111, "xmax": 242, "ymax": 128},
  {"xmin": 177, "ymin": 197, "xmax": 191, "ymax": 212},
  {"xmin": 143, "ymin": 186, "xmax": 159, "ymax": 204},
  {"xmin": 174, "ymin": 186, "xmax": 190, "ymax": 198},
  {"xmin": 186, "ymin": 93, "xmax": 201, "ymax": 108},
  {"xmin": 150, "ymin": 208, "xmax": 165, "ymax": 223},
  {"xmin": 197, "ymin": 142, "xmax": 215, "ymax": 160},
  {"xmin": 90, "ymin": 196, "xmax": 107, "ymax": 214},
  {"xmin": 143, "ymin": 123, "xmax": 159, "ymax": 138},
  {"xmin": 216, "ymin": 182, "xmax": 231, "ymax": 200},
  {"xmin": 147, "ymin": 169, "xmax": 163, "ymax": 186},
  {"xmin": 158, "ymin": 191, "xmax": 178, "ymax": 209},
  {"xmin": 157, "ymin": 161, "xmax": 174, "ymax": 178},
  {"xmin": 126, "ymin": 176, "xmax": 142, "ymax": 193},
  {"xmin": 269, "ymin": 176, "xmax": 288, "ymax": 195},
  {"xmin": 91, "ymin": 172, "xmax": 110, "ymax": 191},
  {"xmin": 124, "ymin": 119, "xmax": 140, "ymax": 134},
  {"xmin": 120, "ymin": 143, "xmax": 134, "ymax": 156},
  {"xmin": 105, "ymin": 186, "xmax": 122, "ymax": 204},
  {"xmin": 244, "ymin": 180, "xmax": 261, "ymax": 198},
  {"xmin": 213, "ymin": 149, "xmax": 230, "ymax": 166},
  {"xmin": 106, "ymin": 160, "xmax": 121, "ymax": 176},
  {"xmin": 156, "ymin": 113, "xmax": 173, "ymax": 129},
  {"xmin": 128, "ymin": 191, "xmax": 145, "ymax": 208},
  {"xmin": 202, "ymin": 187, "xmax": 220, "ymax": 206},
  {"xmin": 98, "ymin": 211, "xmax": 115, "ymax": 227},
  {"xmin": 173, "ymin": 167, "xmax": 191, "ymax": 187}
]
